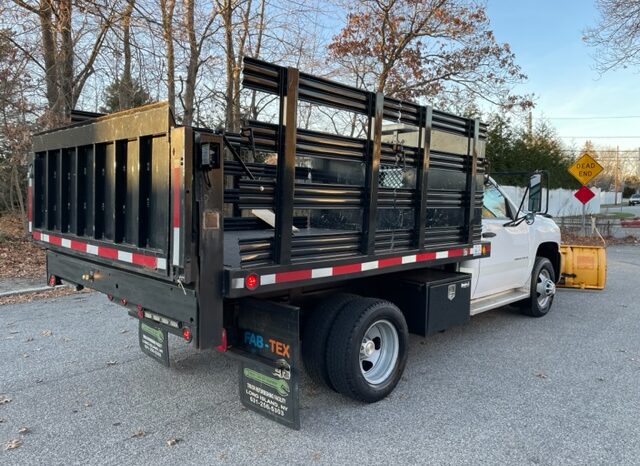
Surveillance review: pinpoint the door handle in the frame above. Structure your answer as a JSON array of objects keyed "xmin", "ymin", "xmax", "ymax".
[{"xmin": 482, "ymin": 232, "xmax": 496, "ymax": 238}]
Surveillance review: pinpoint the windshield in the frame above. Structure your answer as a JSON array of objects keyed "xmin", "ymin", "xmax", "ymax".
[{"xmin": 483, "ymin": 183, "xmax": 510, "ymax": 219}]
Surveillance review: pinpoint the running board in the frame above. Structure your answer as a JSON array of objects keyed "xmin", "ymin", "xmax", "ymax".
[{"xmin": 470, "ymin": 289, "xmax": 530, "ymax": 315}]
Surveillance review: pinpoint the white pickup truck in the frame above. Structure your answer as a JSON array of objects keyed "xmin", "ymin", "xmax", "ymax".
[{"xmin": 463, "ymin": 176, "xmax": 561, "ymax": 318}]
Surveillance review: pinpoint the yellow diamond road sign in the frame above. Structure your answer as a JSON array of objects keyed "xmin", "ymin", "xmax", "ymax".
[{"xmin": 568, "ymin": 153, "xmax": 603, "ymax": 185}]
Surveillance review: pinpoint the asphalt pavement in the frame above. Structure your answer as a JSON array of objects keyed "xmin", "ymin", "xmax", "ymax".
[{"xmin": 1, "ymin": 245, "xmax": 640, "ymax": 465}]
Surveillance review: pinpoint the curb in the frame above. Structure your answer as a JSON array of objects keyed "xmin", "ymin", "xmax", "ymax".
[{"xmin": 0, "ymin": 284, "xmax": 69, "ymax": 299}]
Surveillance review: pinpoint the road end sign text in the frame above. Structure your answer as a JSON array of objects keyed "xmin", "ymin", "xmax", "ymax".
[{"xmin": 568, "ymin": 153, "xmax": 603, "ymax": 185}]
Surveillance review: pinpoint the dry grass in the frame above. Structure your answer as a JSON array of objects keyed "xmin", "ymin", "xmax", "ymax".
[
  {"xmin": 560, "ymin": 228, "xmax": 639, "ymax": 247},
  {"xmin": 0, "ymin": 213, "xmax": 46, "ymax": 280}
]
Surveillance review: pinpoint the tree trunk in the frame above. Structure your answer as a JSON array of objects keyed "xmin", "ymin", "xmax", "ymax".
[
  {"xmin": 249, "ymin": 0, "xmax": 265, "ymax": 120},
  {"xmin": 121, "ymin": 0, "xmax": 135, "ymax": 110},
  {"xmin": 161, "ymin": 0, "xmax": 176, "ymax": 113},
  {"xmin": 182, "ymin": 0, "xmax": 198, "ymax": 126},
  {"xmin": 58, "ymin": 0, "xmax": 74, "ymax": 118},
  {"xmin": 220, "ymin": 0, "xmax": 236, "ymax": 130},
  {"xmin": 38, "ymin": 0, "xmax": 60, "ymax": 118},
  {"xmin": 12, "ymin": 165, "xmax": 25, "ymax": 225}
]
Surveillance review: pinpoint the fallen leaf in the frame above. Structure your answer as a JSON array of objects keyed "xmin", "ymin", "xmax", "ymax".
[
  {"xmin": 3, "ymin": 438, "xmax": 22, "ymax": 450},
  {"xmin": 312, "ymin": 452, "xmax": 321, "ymax": 461},
  {"xmin": 9, "ymin": 330, "xmax": 19, "ymax": 335},
  {"xmin": 113, "ymin": 422, "xmax": 121, "ymax": 427},
  {"xmin": 120, "ymin": 329, "xmax": 128, "ymax": 334},
  {"xmin": 0, "ymin": 395, "xmax": 12, "ymax": 405},
  {"xmin": 106, "ymin": 361, "xmax": 118, "ymax": 366},
  {"xmin": 60, "ymin": 336, "xmax": 72, "ymax": 342},
  {"xmin": 40, "ymin": 330, "xmax": 52, "ymax": 337},
  {"xmin": 166, "ymin": 437, "xmax": 180, "ymax": 447},
  {"xmin": 0, "ymin": 418, "xmax": 6, "ymax": 423},
  {"xmin": 84, "ymin": 401, "xmax": 92, "ymax": 408},
  {"xmin": 35, "ymin": 379, "xmax": 43, "ymax": 384},
  {"xmin": 18, "ymin": 427, "xmax": 29, "ymax": 434},
  {"xmin": 22, "ymin": 353, "xmax": 29, "ymax": 359},
  {"xmin": 535, "ymin": 372, "xmax": 548, "ymax": 379},
  {"xmin": 24, "ymin": 337, "xmax": 33, "ymax": 342},
  {"xmin": 132, "ymin": 429, "xmax": 145, "ymax": 438},
  {"xmin": 596, "ymin": 377, "xmax": 605, "ymax": 382}
]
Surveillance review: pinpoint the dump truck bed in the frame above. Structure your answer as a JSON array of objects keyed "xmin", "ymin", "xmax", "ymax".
[{"xmin": 30, "ymin": 58, "xmax": 489, "ymax": 349}]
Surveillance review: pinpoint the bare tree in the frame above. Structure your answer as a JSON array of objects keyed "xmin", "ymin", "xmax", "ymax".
[
  {"xmin": 160, "ymin": 0, "xmax": 176, "ymax": 112},
  {"xmin": 120, "ymin": 0, "xmax": 135, "ymax": 109},
  {"xmin": 216, "ymin": 0, "xmax": 250, "ymax": 131},
  {"xmin": 329, "ymin": 0, "xmax": 532, "ymax": 111},
  {"xmin": 0, "ymin": 29, "xmax": 35, "ymax": 221},
  {"xmin": 12, "ymin": 0, "xmax": 115, "ymax": 121},
  {"xmin": 181, "ymin": 0, "xmax": 219, "ymax": 125},
  {"xmin": 584, "ymin": 0, "xmax": 640, "ymax": 73}
]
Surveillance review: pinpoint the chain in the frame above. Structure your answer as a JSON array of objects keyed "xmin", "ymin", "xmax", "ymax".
[{"xmin": 176, "ymin": 275, "xmax": 187, "ymax": 296}]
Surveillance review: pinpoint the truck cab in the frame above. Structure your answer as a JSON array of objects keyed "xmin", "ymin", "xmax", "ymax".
[{"xmin": 462, "ymin": 176, "xmax": 561, "ymax": 316}]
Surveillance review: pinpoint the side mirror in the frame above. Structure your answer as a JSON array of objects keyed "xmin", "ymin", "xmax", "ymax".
[{"xmin": 528, "ymin": 173, "xmax": 542, "ymax": 213}]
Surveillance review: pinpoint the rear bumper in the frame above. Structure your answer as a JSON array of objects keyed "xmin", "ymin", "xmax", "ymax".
[{"xmin": 46, "ymin": 251, "xmax": 199, "ymax": 343}]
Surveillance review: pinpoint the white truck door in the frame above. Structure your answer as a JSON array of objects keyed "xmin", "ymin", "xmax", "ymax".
[{"xmin": 473, "ymin": 183, "xmax": 531, "ymax": 299}]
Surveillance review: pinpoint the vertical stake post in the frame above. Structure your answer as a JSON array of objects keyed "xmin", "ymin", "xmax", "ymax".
[
  {"xmin": 274, "ymin": 67, "xmax": 299, "ymax": 264},
  {"xmin": 362, "ymin": 92, "xmax": 383, "ymax": 256}
]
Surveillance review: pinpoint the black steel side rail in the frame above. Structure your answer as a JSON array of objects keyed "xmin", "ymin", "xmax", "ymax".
[{"xmin": 224, "ymin": 242, "xmax": 491, "ymax": 299}]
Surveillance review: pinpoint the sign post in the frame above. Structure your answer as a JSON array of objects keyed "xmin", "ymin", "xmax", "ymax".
[{"xmin": 568, "ymin": 154, "xmax": 603, "ymax": 236}]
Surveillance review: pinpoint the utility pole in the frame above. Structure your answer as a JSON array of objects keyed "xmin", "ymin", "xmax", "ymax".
[{"xmin": 614, "ymin": 145, "xmax": 619, "ymax": 205}]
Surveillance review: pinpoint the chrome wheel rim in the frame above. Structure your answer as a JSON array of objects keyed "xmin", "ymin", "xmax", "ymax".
[
  {"xmin": 536, "ymin": 269, "xmax": 556, "ymax": 308},
  {"xmin": 359, "ymin": 319, "xmax": 399, "ymax": 385}
]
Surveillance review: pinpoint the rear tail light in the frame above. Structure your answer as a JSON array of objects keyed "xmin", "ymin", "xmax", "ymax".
[
  {"xmin": 216, "ymin": 328, "xmax": 228, "ymax": 352},
  {"xmin": 107, "ymin": 294, "xmax": 114, "ymax": 301},
  {"xmin": 182, "ymin": 327, "xmax": 192, "ymax": 342},
  {"xmin": 136, "ymin": 304, "xmax": 144, "ymax": 319},
  {"xmin": 48, "ymin": 275, "xmax": 57, "ymax": 287},
  {"xmin": 120, "ymin": 298, "xmax": 128, "ymax": 306},
  {"xmin": 245, "ymin": 273, "xmax": 259, "ymax": 290}
]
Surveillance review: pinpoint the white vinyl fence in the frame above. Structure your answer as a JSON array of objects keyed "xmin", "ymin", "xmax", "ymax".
[{"xmin": 501, "ymin": 186, "xmax": 621, "ymax": 218}]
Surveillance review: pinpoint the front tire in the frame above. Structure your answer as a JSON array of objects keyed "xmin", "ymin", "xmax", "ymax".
[
  {"xmin": 520, "ymin": 257, "xmax": 556, "ymax": 317},
  {"xmin": 326, "ymin": 298, "xmax": 409, "ymax": 403}
]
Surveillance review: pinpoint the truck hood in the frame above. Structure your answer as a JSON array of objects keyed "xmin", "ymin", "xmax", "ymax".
[{"xmin": 531, "ymin": 214, "xmax": 561, "ymax": 244}]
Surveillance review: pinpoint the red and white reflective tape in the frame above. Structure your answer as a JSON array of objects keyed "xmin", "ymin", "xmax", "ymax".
[
  {"xmin": 32, "ymin": 231, "xmax": 167, "ymax": 271},
  {"xmin": 171, "ymin": 166, "xmax": 181, "ymax": 267},
  {"xmin": 231, "ymin": 244, "xmax": 487, "ymax": 290}
]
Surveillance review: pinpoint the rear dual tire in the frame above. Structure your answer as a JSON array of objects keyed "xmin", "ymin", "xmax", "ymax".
[
  {"xmin": 303, "ymin": 295, "xmax": 409, "ymax": 403},
  {"xmin": 302, "ymin": 293, "xmax": 359, "ymax": 390}
]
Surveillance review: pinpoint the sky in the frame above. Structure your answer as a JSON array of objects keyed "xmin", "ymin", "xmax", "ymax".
[{"xmin": 486, "ymin": 0, "xmax": 640, "ymax": 156}]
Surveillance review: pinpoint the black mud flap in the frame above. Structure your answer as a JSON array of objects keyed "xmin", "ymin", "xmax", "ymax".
[
  {"xmin": 139, "ymin": 321, "xmax": 170, "ymax": 367},
  {"xmin": 229, "ymin": 299, "xmax": 300, "ymax": 430}
]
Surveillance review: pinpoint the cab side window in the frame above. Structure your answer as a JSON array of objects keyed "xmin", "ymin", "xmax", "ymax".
[{"xmin": 483, "ymin": 184, "xmax": 510, "ymax": 219}]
